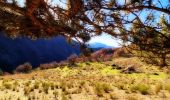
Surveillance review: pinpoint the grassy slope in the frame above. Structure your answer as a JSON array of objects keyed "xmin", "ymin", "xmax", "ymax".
[{"xmin": 0, "ymin": 57, "xmax": 170, "ymax": 100}]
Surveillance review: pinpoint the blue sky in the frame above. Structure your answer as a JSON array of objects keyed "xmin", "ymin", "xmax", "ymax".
[
  {"xmin": 88, "ymin": 34, "xmax": 121, "ymax": 47},
  {"xmin": 88, "ymin": 0, "xmax": 169, "ymax": 47}
]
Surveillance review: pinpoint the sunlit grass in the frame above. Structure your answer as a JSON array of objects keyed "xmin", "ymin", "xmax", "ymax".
[
  {"xmin": 0, "ymin": 57, "xmax": 170, "ymax": 99},
  {"xmin": 101, "ymin": 67, "xmax": 120, "ymax": 75}
]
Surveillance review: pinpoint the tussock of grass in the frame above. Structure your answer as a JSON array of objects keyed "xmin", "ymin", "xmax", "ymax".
[
  {"xmin": 102, "ymin": 83, "xmax": 113, "ymax": 93},
  {"xmin": 3, "ymin": 82, "xmax": 12, "ymax": 89},
  {"xmin": 42, "ymin": 82, "xmax": 51, "ymax": 94},
  {"xmin": 94, "ymin": 83, "xmax": 104, "ymax": 97},
  {"xmin": 154, "ymin": 83, "xmax": 162, "ymax": 94},
  {"xmin": 94, "ymin": 82, "xmax": 113, "ymax": 97},
  {"xmin": 164, "ymin": 82, "xmax": 170, "ymax": 93},
  {"xmin": 24, "ymin": 86, "xmax": 31, "ymax": 95},
  {"xmin": 130, "ymin": 83, "xmax": 150, "ymax": 95}
]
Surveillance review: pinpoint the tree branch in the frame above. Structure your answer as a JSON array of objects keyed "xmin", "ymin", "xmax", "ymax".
[{"xmin": 102, "ymin": 5, "xmax": 170, "ymax": 14}]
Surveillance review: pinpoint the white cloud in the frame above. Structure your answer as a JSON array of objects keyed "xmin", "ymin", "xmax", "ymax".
[{"xmin": 88, "ymin": 33, "xmax": 122, "ymax": 47}]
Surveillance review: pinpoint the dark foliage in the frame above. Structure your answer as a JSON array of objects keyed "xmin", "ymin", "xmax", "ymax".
[
  {"xmin": 40, "ymin": 61, "xmax": 69, "ymax": 70},
  {"xmin": 0, "ymin": 68, "xmax": 3, "ymax": 75},
  {"xmin": 15, "ymin": 63, "xmax": 32, "ymax": 73},
  {"xmin": 67, "ymin": 54, "xmax": 78, "ymax": 66},
  {"xmin": 39, "ymin": 62, "xmax": 58, "ymax": 70}
]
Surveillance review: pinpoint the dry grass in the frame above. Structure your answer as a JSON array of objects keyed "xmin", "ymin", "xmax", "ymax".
[{"xmin": 0, "ymin": 57, "xmax": 170, "ymax": 100}]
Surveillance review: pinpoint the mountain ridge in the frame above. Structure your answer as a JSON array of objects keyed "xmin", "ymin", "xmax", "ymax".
[
  {"xmin": 88, "ymin": 42, "xmax": 114, "ymax": 48},
  {"xmin": 0, "ymin": 32, "xmax": 80, "ymax": 72}
]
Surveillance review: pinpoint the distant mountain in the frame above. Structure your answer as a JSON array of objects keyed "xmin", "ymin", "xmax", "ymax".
[
  {"xmin": 0, "ymin": 32, "xmax": 80, "ymax": 72},
  {"xmin": 89, "ymin": 42, "xmax": 113, "ymax": 48},
  {"xmin": 88, "ymin": 42, "xmax": 114, "ymax": 52}
]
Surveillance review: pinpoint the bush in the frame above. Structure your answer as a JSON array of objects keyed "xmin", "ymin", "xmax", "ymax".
[
  {"xmin": 58, "ymin": 61, "xmax": 69, "ymax": 67},
  {"xmin": 67, "ymin": 54, "xmax": 78, "ymax": 65},
  {"xmin": 40, "ymin": 62, "xmax": 58, "ymax": 70},
  {"xmin": 39, "ymin": 64, "xmax": 50, "ymax": 70},
  {"xmin": 76, "ymin": 56, "xmax": 89, "ymax": 62},
  {"xmin": 39, "ymin": 61, "xmax": 69, "ymax": 70},
  {"xmin": 15, "ymin": 63, "xmax": 32, "ymax": 73}
]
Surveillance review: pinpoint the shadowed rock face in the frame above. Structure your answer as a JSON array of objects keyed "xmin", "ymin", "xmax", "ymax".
[{"xmin": 0, "ymin": 32, "xmax": 80, "ymax": 72}]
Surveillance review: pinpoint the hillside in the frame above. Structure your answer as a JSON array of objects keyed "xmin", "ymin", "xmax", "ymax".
[
  {"xmin": 0, "ymin": 57, "xmax": 170, "ymax": 100},
  {"xmin": 0, "ymin": 32, "xmax": 80, "ymax": 72}
]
